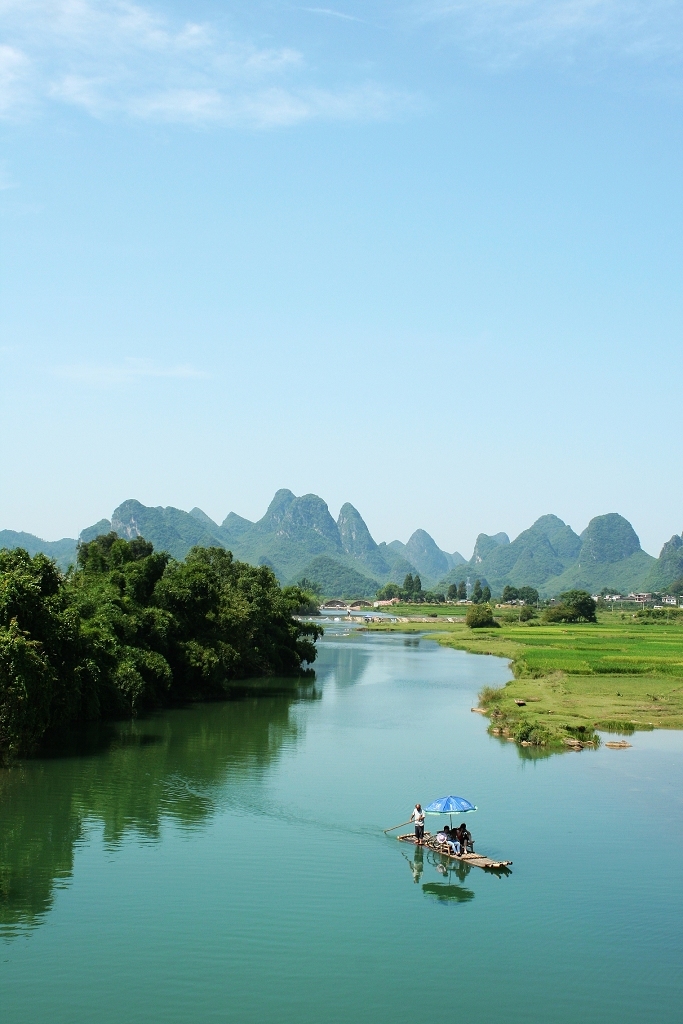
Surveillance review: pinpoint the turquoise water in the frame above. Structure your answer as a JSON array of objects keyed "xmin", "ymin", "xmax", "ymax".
[{"xmin": 2, "ymin": 627, "xmax": 682, "ymax": 1023}]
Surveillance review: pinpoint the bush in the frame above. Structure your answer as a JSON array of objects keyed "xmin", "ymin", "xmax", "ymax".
[
  {"xmin": 466, "ymin": 603, "xmax": 500, "ymax": 629},
  {"xmin": 512, "ymin": 718, "xmax": 554, "ymax": 746},
  {"xmin": 543, "ymin": 591, "xmax": 597, "ymax": 624},
  {"xmin": 595, "ymin": 720, "xmax": 636, "ymax": 735}
]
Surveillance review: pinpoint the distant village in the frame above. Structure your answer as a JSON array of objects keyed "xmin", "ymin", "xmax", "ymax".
[{"xmin": 318, "ymin": 591, "xmax": 683, "ymax": 614}]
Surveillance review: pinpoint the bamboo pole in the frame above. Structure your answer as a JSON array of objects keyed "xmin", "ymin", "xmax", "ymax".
[{"xmin": 383, "ymin": 819, "xmax": 414, "ymax": 834}]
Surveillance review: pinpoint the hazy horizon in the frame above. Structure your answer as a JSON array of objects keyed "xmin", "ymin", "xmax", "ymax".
[{"xmin": 1, "ymin": 1, "xmax": 681, "ymax": 557}]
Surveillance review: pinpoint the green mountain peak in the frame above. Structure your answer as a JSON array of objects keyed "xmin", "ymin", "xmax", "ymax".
[{"xmin": 578, "ymin": 513, "xmax": 641, "ymax": 564}]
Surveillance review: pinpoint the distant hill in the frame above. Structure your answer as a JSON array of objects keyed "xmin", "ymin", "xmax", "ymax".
[
  {"xmin": 387, "ymin": 529, "xmax": 460, "ymax": 583},
  {"xmin": 438, "ymin": 515, "xmax": 581, "ymax": 594},
  {"xmin": 542, "ymin": 514, "xmax": 655, "ymax": 595},
  {"xmin": 0, "ymin": 531, "xmax": 78, "ymax": 572},
  {"xmin": 294, "ymin": 555, "xmax": 379, "ymax": 599},
  {"xmin": 109, "ymin": 499, "xmax": 225, "ymax": 560},
  {"xmin": 4, "ymin": 495, "xmax": 682, "ymax": 599},
  {"xmin": 436, "ymin": 512, "xmax": 667, "ymax": 597},
  {"xmin": 645, "ymin": 533, "xmax": 683, "ymax": 592},
  {"xmin": 75, "ymin": 491, "xmax": 446, "ymax": 597}
]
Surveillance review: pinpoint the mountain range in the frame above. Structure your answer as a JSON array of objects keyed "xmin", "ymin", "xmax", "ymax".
[{"xmin": 2, "ymin": 492, "xmax": 682, "ymax": 599}]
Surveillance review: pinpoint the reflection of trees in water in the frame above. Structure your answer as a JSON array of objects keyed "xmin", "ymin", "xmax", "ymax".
[{"xmin": 0, "ymin": 680, "xmax": 318, "ymax": 936}]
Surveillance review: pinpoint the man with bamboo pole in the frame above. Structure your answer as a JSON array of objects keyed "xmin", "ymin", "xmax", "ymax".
[{"xmin": 411, "ymin": 803, "xmax": 425, "ymax": 844}]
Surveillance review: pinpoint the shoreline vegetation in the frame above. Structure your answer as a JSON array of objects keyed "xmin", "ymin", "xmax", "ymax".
[
  {"xmin": 0, "ymin": 536, "xmax": 322, "ymax": 763},
  {"xmin": 365, "ymin": 610, "xmax": 683, "ymax": 748}
]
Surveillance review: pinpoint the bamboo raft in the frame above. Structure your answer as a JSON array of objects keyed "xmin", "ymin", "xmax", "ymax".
[{"xmin": 397, "ymin": 833, "xmax": 512, "ymax": 870}]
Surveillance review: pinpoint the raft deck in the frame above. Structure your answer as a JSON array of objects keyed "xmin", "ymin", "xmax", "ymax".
[{"xmin": 398, "ymin": 833, "xmax": 512, "ymax": 870}]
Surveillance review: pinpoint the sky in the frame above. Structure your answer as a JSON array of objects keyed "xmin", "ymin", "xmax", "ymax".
[{"xmin": 1, "ymin": 0, "xmax": 681, "ymax": 559}]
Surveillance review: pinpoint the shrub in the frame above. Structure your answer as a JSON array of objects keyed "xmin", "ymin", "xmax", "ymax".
[
  {"xmin": 479, "ymin": 685, "xmax": 503, "ymax": 704},
  {"xmin": 543, "ymin": 591, "xmax": 597, "ymax": 624},
  {"xmin": 595, "ymin": 720, "xmax": 636, "ymax": 735},
  {"xmin": 466, "ymin": 603, "xmax": 500, "ymax": 629},
  {"xmin": 512, "ymin": 718, "xmax": 554, "ymax": 746}
]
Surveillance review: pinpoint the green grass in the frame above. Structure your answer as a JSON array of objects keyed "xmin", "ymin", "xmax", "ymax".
[{"xmin": 365, "ymin": 613, "xmax": 683, "ymax": 745}]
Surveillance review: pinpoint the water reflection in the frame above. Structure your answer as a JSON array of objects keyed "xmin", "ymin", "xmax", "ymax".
[
  {"xmin": 422, "ymin": 882, "xmax": 475, "ymax": 903},
  {"xmin": 401, "ymin": 845, "xmax": 512, "ymax": 905},
  {"xmin": 0, "ymin": 679, "xmax": 318, "ymax": 937},
  {"xmin": 404, "ymin": 845, "xmax": 424, "ymax": 884}
]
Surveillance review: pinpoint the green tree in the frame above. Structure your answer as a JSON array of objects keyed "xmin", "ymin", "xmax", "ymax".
[
  {"xmin": 518, "ymin": 586, "xmax": 539, "ymax": 606},
  {"xmin": 466, "ymin": 604, "xmax": 499, "ymax": 629},
  {"xmin": 298, "ymin": 577, "xmax": 322, "ymax": 597},
  {"xmin": 403, "ymin": 573, "xmax": 414, "ymax": 597},
  {"xmin": 472, "ymin": 580, "xmax": 483, "ymax": 604},
  {"xmin": 543, "ymin": 590, "xmax": 597, "ymax": 624},
  {"xmin": 0, "ymin": 538, "xmax": 323, "ymax": 763},
  {"xmin": 502, "ymin": 585, "xmax": 519, "ymax": 603},
  {"xmin": 447, "ymin": 584, "xmax": 457, "ymax": 601},
  {"xmin": 376, "ymin": 582, "xmax": 401, "ymax": 601},
  {"xmin": 457, "ymin": 581, "xmax": 466, "ymax": 601},
  {"xmin": 481, "ymin": 585, "xmax": 491, "ymax": 603}
]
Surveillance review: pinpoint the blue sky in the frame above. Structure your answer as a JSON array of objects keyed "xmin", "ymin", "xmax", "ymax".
[{"xmin": 1, "ymin": 1, "xmax": 681, "ymax": 558}]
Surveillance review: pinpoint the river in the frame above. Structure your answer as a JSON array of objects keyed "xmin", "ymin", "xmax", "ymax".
[{"xmin": 1, "ymin": 626, "xmax": 682, "ymax": 1023}]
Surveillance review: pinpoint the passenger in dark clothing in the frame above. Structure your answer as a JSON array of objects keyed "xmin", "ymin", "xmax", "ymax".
[
  {"xmin": 459, "ymin": 823, "xmax": 473, "ymax": 853},
  {"xmin": 444, "ymin": 825, "xmax": 461, "ymax": 855}
]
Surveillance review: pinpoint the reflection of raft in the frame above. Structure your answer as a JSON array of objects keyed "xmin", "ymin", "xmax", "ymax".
[{"xmin": 398, "ymin": 833, "xmax": 512, "ymax": 870}]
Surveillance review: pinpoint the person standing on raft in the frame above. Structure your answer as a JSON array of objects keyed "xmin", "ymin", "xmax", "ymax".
[{"xmin": 411, "ymin": 803, "xmax": 425, "ymax": 844}]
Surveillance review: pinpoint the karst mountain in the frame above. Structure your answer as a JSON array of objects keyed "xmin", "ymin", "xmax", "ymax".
[{"xmin": 2, "ymin": 490, "xmax": 682, "ymax": 598}]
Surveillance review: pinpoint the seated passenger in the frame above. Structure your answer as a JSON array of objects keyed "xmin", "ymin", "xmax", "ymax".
[
  {"xmin": 447, "ymin": 834, "xmax": 461, "ymax": 855},
  {"xmin": 459, "ymin": 823, "xmax": 474, "ymax": 853},
  {"xmin": 435, "ymin": 827, "xmax": 449, "ymax": 845},
  {"xmin": 440, "ymin": 825, "xmax": 460, "ymax": 854}
]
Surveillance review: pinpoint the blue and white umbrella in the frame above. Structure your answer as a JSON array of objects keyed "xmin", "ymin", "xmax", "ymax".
[{"xmin": 425, "ymin": 795, "xmax": 477, "ymax": 826}]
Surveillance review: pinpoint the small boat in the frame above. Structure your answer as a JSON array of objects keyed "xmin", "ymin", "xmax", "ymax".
[{"xmin": 397, "ymin": 832, "xmax": 512, "ymax": 871}]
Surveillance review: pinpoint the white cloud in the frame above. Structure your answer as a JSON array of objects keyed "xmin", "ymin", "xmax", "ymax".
[
  {"xmin": 54, "ymin": 358, "xmax": 208, "ymax": 384},
  {"xmin": 0, "ymin": 0, "xmax": 407, "ymax": 125},
  {"xmin": 415, "ymin": 0, "xmax": 683, "ymax": 67},
  {"xmin": 0, "ymin": 43, "xmax": 31, "ymax": 115},
  {"xmin": 303, "ymin": 7, "xmax": 365, "ymax": 22}
]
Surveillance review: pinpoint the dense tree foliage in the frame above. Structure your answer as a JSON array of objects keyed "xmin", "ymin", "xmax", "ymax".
[
  {"xmin": 542, "ymin": 590, "xmax": 597, "ymax": 624},
  {"xmin": 0, "ymin": 536, "xmax": 322, "ymax": 762},
  {"xmin": 466, "ymin": 604, "xmax": 499, "ymax": 628},
  {"xmin": 502, "ymin": 585, "xmax": 540, "ymax": 605}
]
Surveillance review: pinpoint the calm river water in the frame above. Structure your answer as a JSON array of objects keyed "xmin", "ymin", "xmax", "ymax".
[{"xmin": 2, "ymin": 627, "xmax": 682, "ymax": 1023}]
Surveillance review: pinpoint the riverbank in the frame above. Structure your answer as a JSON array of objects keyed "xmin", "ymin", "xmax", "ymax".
[{"xmin": 365, "ymin": 614, "xmax": 683, "ymax": 746}]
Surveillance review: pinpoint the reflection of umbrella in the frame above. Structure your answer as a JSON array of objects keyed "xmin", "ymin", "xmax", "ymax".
[
  {"xmin": 424, "ymin": 795, "xmax": 477, "ymax": 827},
  {"xmin": 421, "ymin": 883, "xmax": 475, "ymax": 903}
]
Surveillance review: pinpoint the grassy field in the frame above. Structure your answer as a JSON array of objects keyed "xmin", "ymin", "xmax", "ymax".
[{"xmin": 366, "ymin": 613, "xmax": 683, "ymax": 746}]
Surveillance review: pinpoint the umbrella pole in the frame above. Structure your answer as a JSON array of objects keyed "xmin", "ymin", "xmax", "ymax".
[{"xmin": 383, "ymin": 819, "xmax": 414, "ymax": 834}]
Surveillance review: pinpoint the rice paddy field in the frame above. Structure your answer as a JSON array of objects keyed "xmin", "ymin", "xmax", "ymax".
[{"xmin": 367, "ymin": 613, "xmax": 683, "ymax": 738}]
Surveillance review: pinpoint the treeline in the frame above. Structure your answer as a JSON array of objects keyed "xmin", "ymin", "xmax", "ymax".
[
  {"xmin": 0, "ymin": 534, "xmax": 322, "ymax": 762},
  {"xmin": 375, "ymin": 576, "xmax": 539, "ymax": 606},
  {"xmin": 375, "ymin": 573, "xmax": 446, "ymax": 604}
]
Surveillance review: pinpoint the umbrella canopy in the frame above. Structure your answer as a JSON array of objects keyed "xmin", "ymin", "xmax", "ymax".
[{"xmin": 424, "ymin": 795, "xmax": 477, "ymax": 814}]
